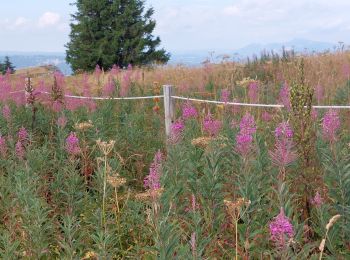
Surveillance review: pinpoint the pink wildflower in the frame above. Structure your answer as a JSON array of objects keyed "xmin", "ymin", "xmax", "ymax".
[
  {"xmin": 144, "ymin": 150, "xmax": 162, "ymax": 191},
  {"xmin": 2, "ymin": 105, "xmax": 11, "ymax": 121},
  {"xmin": 248, "ymin": 81, "xmax": 259, "ymax": 103},
  {"xmin": 170, "ymin": 119, "xmax": 185, "ymax": 143},
  {"xmin": 279, "ymin": 82, "xmax": 291, "ymax": 110},
  {"xmin": 275, "ymin": 122, "xmax": 293, "ymax": 139},
  {"xmin": 311, "ymin": 191, "xmax": 323, "ymax": 207},
  {"xmin": 182, "ymin": 101, "xmax": 198, "ymax": 120},
  {"xmin": 235, "ymin": 133, "xmax": 253, "ymax": 157},
  {"xmin": 0, "ymin": 136, "xmax": 7, "ymax": 158},
  {"xmin": 262, "ymin": 111, "xmax": 272, "ymax": 122},
  {"xmin": 239, "ymin": 113, "xmax": 256, "ymax": 135},
  {"xmin": 15, "ymin": 141, "xmax": 25, "ymax": 160},
  {"xmin": 322, "ymin": 109, "xmax": 340, "ymax": 142},
  {"xmin": 94, "ymin": 65, "xmax": 102, "ymax": 80},
  {"xmin": 190, "ymin": 232, "xmax": 196, "ymax": 257},
  {"xmin": 220, "ymin": 89, "xmax": 230, "ymax": 103},
  {"xmin": 57, "ymin": 115, "xmax": 67, "ymax": 128},
  {"xmin": 102, "ymin": 76, "xmax": 115, "ymax": 96},
  {"xmin": 203, "ymin": 114, "xmax": 222, "ymax": 137},
  {"xmin": 18, "ymin": 127, "xmax": 28, "ymax": 143},
  {"xmin": 315, "ymin": 85, "xmax": 324, "ymax": 104},
  {"xmin": 269, "ymin": 208, "xmax": 294, "ymax": 249},
  {"xmin": 65, "ymin": 132, "xmax": 80, "ymax": 156}
]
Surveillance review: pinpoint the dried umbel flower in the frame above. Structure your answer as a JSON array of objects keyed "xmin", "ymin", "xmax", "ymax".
[
  {"xmin": 96, "ymin": 139, "xmax": 115, "ymax": 156},
  {"xmin": 224, "ymin": 198, "xmax": 251, "ymax": 218},
  {"xmin": 107, "ymin": 175, "xmax": 126, "ymax": 189},
  {"xmin": 269, "ymin": 208, "xmax": 294, "ymax": 249},
  {"xmin": 322, "ymin": 109, "xmax": 341, "ymax": 143},
  {"xmin": 65, "ymin": 132, "xmax": 80, "ymax": 156},
  {"xmin": 74, "ymin": 120, "xmax": 93, "ymax": 131},
  {"xmin": 191, "ymin": 136, "xmax": 213, "ymax": 148},
  {"xmin": 135, "ymin": 188, "xmax": 164, "ymax": 201}
]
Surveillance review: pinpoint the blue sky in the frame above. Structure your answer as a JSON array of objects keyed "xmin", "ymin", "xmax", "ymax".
[{"xmin": 0, "ymin": 0, "xmax": 350, "ymax": 52}]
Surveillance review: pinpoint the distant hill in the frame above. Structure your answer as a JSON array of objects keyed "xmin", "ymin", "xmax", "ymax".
[{"xmin": 0, "ymin": 39, "xmax": 342, "ymax": 74}]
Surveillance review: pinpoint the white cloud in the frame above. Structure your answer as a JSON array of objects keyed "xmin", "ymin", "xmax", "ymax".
[
  {"xmin": 223, "ymin": 6, "xmax": 240, "ymax": 16},
  {"xmin": 38, "ymin": 12, "xmax": 61, "ymax": 28},
  {"xmin": 13, "ymin": 17, "xmax": 28, "ymax": 27}
]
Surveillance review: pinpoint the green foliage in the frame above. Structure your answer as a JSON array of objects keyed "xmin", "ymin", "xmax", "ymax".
[
  {"xmin": 66, "ymin": 0, "xmax": 170, "ymax": 72},
  {"xmin": 0, "ymin": 56, "xmax": 16, "ymax": 75}
]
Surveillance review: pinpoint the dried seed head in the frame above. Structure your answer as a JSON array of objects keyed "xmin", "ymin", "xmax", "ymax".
[
  {"xmin": 74, "ymin": 120, "xmax": 93, "ymax": 131},
  {"xmin": 96, "ymin": 139, "xmax": 115, "ymax": 156},
  {"xmin": 107, "ymin": 175, "xmax": 126, "ymax": 188},
  {"xmin": 319, "ymin": 238, "xmax": 326, "ymax": 252},
  {"xmin": 326, "ymin": 214, "xmax": 341, "ymax": 231},
  {"xmin": 191, "ymin": 136, "xmax": 213, "ymax": 148}
]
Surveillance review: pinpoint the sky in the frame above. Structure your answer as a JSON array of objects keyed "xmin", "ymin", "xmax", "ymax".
[{"xmin": 0, "ymin": 0, "xmax": 350, "ymax": 53}]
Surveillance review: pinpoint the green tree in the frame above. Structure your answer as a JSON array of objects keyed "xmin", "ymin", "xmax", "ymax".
[
  {"xmin": 1, "ymin": 56, "xmax": 16, "ymax": 75},
  {"xmin": 66, "ymin": 0, "xmax": 170, "ymax": 72}
]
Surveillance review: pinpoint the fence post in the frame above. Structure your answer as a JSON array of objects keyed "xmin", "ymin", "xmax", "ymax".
[{"xmin": 163, "ymin": 85, "xmax": 175, "ymax": 139}]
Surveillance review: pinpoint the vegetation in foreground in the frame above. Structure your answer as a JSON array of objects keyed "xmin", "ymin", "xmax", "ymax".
[{"xmin": 0, "ymin": 54, "xmax": 349, "ymax": 259}]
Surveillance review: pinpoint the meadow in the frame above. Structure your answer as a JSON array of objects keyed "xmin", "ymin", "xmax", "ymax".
[{"xmin": 0, "ymin": 51, "xmax": 349, "ymax": 259}]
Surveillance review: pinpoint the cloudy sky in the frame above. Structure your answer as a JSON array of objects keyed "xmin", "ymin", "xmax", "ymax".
[{"xmin": 0, "ymin": 0, "xmax": 349, "ymax": 53}]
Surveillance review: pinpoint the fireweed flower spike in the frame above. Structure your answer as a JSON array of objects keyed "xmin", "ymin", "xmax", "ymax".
[
  {"xmin": 269, "ymin": 122, "xmax": 297, "ymax": 168},
  {"xmin": 15, "ymin": 141, "xmax": 25, "ymax": 160},
  {"xmin": 144, "ymin": 150, "xmax": 163, "ymax": 195},
  {"xmin": 203, "ymin": 113, "xmax": 222, "ymax": 137},
  {"xmin": 182, "ymin": 101, "xmax": 198, "ymax": 120},
  {"xmin": 170, "ymin": 119, "xmax": 185, "ymax": 144},
  {"xmin": 18, "ymin": 127, "xmax": 29, "ymax": 143},
  {"xmin": 2, "ymin": 105, "xmax": 11, "ymax": 121},
  {"xmin": 65, "ymin": 132, "xmax": 80, "ymax": 156},
  {"xmin": 269, "ymin": 208, "xmax": 294, "ymax": 249},
  {"xmin": 0, "ymin": 136, "xmax": 7, "ymax": 158},
  {"xmin": 311, "ymin": 191, "xmax": 324, "ymax": 207},
  {"xmin": 322, "ymin": 109, "xmax": 341, "ymax": 143},
  {"xmin": 220, "ymin": 89, "xmax": 230, "ymax": 103},
  {"xmin": 235, "ymin": 113, "xmax": 256, "ymax": 158}
]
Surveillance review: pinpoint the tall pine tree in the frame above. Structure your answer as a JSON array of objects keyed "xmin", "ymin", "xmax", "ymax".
[
  {"xmin": 0, "ymin": 56, "xmax": 15, "ymax": 75},
  {"xmin": 66, "ymin": 0, "xmax": 170, "ymax": 72}
]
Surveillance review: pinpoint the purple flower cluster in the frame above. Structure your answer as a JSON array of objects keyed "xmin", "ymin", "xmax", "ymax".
[
  {"xmin": 220, "ymin": 89, "xmax": 230, "ymax": 103},
  {"xmin": 270, "ymin": 122, "xmax": 297, "ymax": 168},
  {"xmin": 269, "ymin": 208, "xmax": 294, "ymax": 249},
  {"xmin": 57, "ymin": 115, "xmax": 67, "ymax": 128},
  {"xmin": 15, "ymin": 127, "xmax": 29, "ymax": 160},
  {"xmin": 275, "ymin": 122, "xmax": 293, "ymax": 139},
  {"xmin": 18, "ymin": 127, "xmax": 29, "ymax": 143},
  {"xmin": 248, "ymin": 81, "xmax": 259, "ymax": 103},
  {"xmin": 144, "ymin": 150, "xmax": 163, "ymax": 191},
  {"xmin": 235, "ymin": 113, "xmax": 256, "ymax": 157},
  {"xmin": 0, "ymin": 136, "xmax": 7, "ymax": 158},
  {"xmin": 311, "ymin": 191, "xmax": 323, "ymax": 207},
  {"xmin": 279, "ymin": 82, "xmax": 291, "ymax": 110},
  {"xmin": 2, "ymin": 105, "xmax": 11, "ymax": 121},
  {"xmin": 203, "ymin": 114, "xmax": 222, "ymax": 137},
  {"xmin": 65, "ymin": 132, "xmax": 80, "ymax": 156},
  {"xmin": 322, "ymin": 109, "xmax": 341, "ymax": 142},
  {"xmin": 182, "ymin": 101, "xmax": 198, "ymax": 120},
  {"xmin": 170, "ymin": 119, "xmax": 185, "ymax": 143}
]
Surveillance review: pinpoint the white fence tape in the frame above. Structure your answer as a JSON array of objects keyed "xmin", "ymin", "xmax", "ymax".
[
  {"xmin": 7, "ymin": 90, "xmax": 350, "ymax": 109},
  {"xmin": 172, "ymin": 96, "xmax": 350, "ymax": 109}
]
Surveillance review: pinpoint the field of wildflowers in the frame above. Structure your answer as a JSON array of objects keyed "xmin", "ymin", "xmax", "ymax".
[{"xmin": 0, "ymin": 53, "xmax": 349, "ymax": 259}]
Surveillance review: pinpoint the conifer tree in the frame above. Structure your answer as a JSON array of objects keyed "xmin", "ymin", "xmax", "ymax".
[
  {"xmin": 0, "ymin": 56, "xmax": 15, "ymax": 75},
  {"xmin": 66, "ymin": 0, "xmax": 170, "ymax": 72}
]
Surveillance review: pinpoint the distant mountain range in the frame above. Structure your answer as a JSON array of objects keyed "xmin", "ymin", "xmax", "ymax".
[{"xmin": 0, "ymin": 39, "xmax": 343, "ymax": 75}]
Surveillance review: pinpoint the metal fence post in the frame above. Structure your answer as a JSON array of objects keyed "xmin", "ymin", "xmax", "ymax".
[{"xmin": 163, "ymin": 85, "xmax": 175, "ymax": 139}]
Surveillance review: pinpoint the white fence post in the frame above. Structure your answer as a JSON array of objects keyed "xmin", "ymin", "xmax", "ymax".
[{"xmin": 163, "ymin": 85, "xmax": 175, "ymax": 139}]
